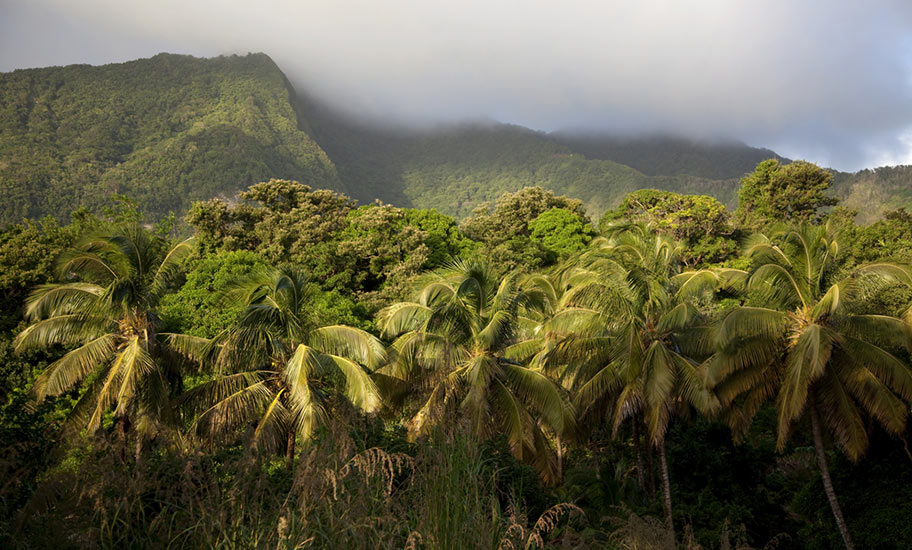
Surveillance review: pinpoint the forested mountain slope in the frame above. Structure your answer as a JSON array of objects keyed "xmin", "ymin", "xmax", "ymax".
[
  {"xmin": 832, "ymin": 165, "xmax": 912, "ymax": 223},
  {"xmin": 2, "ymin": 52, "xmax": 911, "ymax": 224},
  {"xmin": 0, "ymin": 53, "xmax": 340, "ymax": 222},
  {"xmin": 300, "ymin": 97, "xmax": 746, "ymax": 218}
]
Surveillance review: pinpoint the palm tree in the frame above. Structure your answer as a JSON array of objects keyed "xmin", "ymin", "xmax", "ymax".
[
  {"xmin": 507, "ymin": 266, "xmax": 596, "ymax": 371},
  {"xmin": 711, "ymin": 224, "xmax": 912, "ymax": 550},
  {"xmin": 505, "ymin": 266, "xmax": 601, "ymax": 479},
  {"xmin": 15, "ymin": 224, "xmax": 194, "ymax": 445},
  {"xmin": 170, "ymin": 265, "xmax": 385, "ymax": 469},
  {"xmin": 547, "ymin": 225, "xmax": 725, "ymax": 538},
  {"xmin": 377, "ymin": 259, "xmax": 575, "ymax": 482}
]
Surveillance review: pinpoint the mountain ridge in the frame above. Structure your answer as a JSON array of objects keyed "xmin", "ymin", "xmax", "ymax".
[
  {"xmin": 0, "ymin": 52, "xmax": 341, "ymax": 222},
  {"xmin": 1, "ymin": 52, "xmax": 910, "ymax": 224}
]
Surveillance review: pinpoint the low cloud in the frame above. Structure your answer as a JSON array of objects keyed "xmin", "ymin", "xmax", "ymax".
[{"xmin": 3, "ymin": 0, "xmax": 912, "ymax": 170}]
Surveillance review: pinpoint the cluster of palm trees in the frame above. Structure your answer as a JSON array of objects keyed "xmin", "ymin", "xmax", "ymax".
[{"xmin": 17, "ymin": 222, "xmax": 912, "ymax": 550}]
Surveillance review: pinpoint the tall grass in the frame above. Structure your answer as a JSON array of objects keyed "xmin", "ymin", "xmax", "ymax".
[
  {"xmin": 9, "ymin": 430, "xmax": 586, "ymax": 549},
  {"xmin": 8, "ymin": 429, "xmax": 782, "ymax": 549}
]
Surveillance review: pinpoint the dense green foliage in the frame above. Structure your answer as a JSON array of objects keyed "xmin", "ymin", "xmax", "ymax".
[
  {"xmin": 0, "ymin": 53, "xmax": 339, "ymax": 222},
  {"xmin": 601, "ymin": 189, "xmax": 739, "ymax": 266},
  {"xmin": 4, "ymin": 168, "xmax": 911, "ymax": 548},
  {"xmin": 529, "ymin": 208, "xmax": 596, "ymax": 257},
  {"xmin": 187, "ymin": 179, "xmax": 475, "ymax": 311},
  {"xmin": 551, "ymin": 133, "xmax": 786, "ymax": 180},
  {"xmin": 735, "ymin": 160, "xmax": 839, "ymax": 226}
]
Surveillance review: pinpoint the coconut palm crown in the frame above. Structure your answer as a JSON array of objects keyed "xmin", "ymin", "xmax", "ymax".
[
  {"xmin": 15, "ymin": 224, "xmax": 194, "ymax": 435},
  {"xmin": 377, "ymin": 259, "xmax": 575, "ymax": 482},
  {"xmin": 170, "ymin": 265, "xmax": 385, "ymax": 465},
  {"xmin": 551, "ymin": 225, "xmax": 726, "ymax": 445}
]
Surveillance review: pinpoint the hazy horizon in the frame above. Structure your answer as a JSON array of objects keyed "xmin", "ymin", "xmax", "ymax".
[{"xmin": 2, "ymin": 0, "xmax": 911, "ymax": 172}]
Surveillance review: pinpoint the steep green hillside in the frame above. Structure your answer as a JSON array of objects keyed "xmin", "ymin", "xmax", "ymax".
[
  {"xmin": 300, "ymin": 101, "xmax": 742, "ymax": 219},
  {"xmin": 832, "ymin": 165, "xmax": 912, "ymax": 223},
  {"xmin": 0, "ymin": 53, "xmax": 339, "ymax": 222},
  {"xmin": 306, "ymin": 97, "xmax": 912, "ymax": 222},
  {"xmin": 384, "ymin": 126, "xmax": 747, "ymax": 218}
]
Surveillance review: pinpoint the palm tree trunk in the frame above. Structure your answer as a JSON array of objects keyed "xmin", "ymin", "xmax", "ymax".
[
  {"xmin": 633, "ymin": 421, "xmax": 645, "ymax": 492},
  {"xmin": 116, "ymin": 416, "xmax": 130, "ymax": 462},
  {"xmin": 810, "ymin": 402, "xmax": 855, "ymax": 550},
  {"xmin": 134, "ymin": 435, "xmax": 143, "ymax": 462},
  {"xmin": 646, "ymin": 442, "xmax": 656, "ymax": 499},
  {"xmin": 657, "ymin": 440, "xmax": 675, "ymax": 543},
  {"xmin": 285, "ymin": 428, "xmax": 296, "ymax": 472},
  {"xmin": 556, "ymin": 435, "xmax": 563, "ymax": 482}
]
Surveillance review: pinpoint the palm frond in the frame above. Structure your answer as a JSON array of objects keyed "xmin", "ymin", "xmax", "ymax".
[
  {"xmin": 310, "ymin": 325, "xmax": 386, "ymax": 368},
  {"xmin": 491, "ymin": 377, "xmax": 534, "ymax": 457},
  {"xmin": 835, "ymin": 361, "xmax": 907, "ymax": 436},
  {"xmin": 839, "ymin": 335, "xmax": 912, "ymax": 402},
  {"xmin": 182, "ymin": 373, "xmax": 275, "ymax": 443},
  {"xmin": 810, "ymin": 280, "xmax": 853, "ymax": 320},
  {"xmin": 504, "ymin": 338, "xmax": 546, "ymax": 363},
  {"xmin": 33, "ymin": 334, "xmax": 117, "ymax": 399},
  {"xmin": 813, "ymin": 375, "xmax": 867, "ymax": 460},
  {"xmin": 504, "ymin": 364, "xmax": 576, "ymax": 435},
  {"xmin": 476, "ymin": 309, "xmax": 515, "ymax": 351},
  {"xmin": 323, "ymin": 354, "xmax": 382, "ymax": 413},
  {"xmin": 165, "ymin": 332, "xmax": 215, "ymax": 364},
  {"xmin": 841, "ymin": 314, "xmax": 912, "ymax": 352},
  {"xmin": 284, "ymin": 344, "xmax": 324, "ymax": 409},
  {"xmin": 715, "ymin": 307, "xmax": 788, "ymax": 349},
  {"xmin": 672, "ymin": 268, "xmax": 747, "ymax": 299},
  {"xmin": 408, "ymin": 371, "xmax": 463, "ymax": 439},
  {"xmin": 179, "ymin": 371, "xmax": 270, "ymax": 416},
  {"xmin": 377, "ymin": 302, "xmax": 433, "ymax": 337},
  {"xmin": 573, "ymin": 360, "xmax": 624, "ymax": 413},
  {"xmin": 658, "ymin": 302, "xmax": 701, "ymax": 333},
  {"xmin": 56, "ymin": 248, "xmax": 124, "ymax": 284},
  {"xmin": 749, "ymin": 264, "xmax": 807, "ymax": 310},
  {"xmin": 461, "ymin": 355, "xmax": 496, "ymax": 436},
  {"xmin": 23, "ymin": 282, "xmax": 105, "ymax": 320},
  {"xmin": 150, "ymin": 236, "xmax": 196, "ymax": 300},
  {"xmin": 87, "ymin": 336, "xmax": 156, "ymax": 431},
  {"xmin": 854, "ymin": 262, "xmax": 912, "ymax": 288},
  {"xmin": 15, "ymin": 314, "xmax": 110, "ymax": 351},
  {"xmin": 418, "ymin": 281, "xmax": 456, "ymax": 306},
  {"xmin": 642, "ymin": 341, "xmax": 677, "ymax": 415},
  {"xmin": 675, "ymin": 355, "xmax": 719, "ymax": 416},
  {"xmin": 257, "ymin": 389, "xmax": 294, "ymax": 451},
  {"xmin": 776, "ymin": 325, "xmax": 836, "ymax": 432}
]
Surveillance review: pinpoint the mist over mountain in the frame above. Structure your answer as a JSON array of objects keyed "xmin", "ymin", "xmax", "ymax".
[
  {"xmin": 0, "ymin": 52, "xmax": 910, "ymax": 224},
  {"xmin": 549, "ymin": 133, "xmax": 788, "ymax": 180},
  {"xmin": 5, "ymin": 1, "xmax": 912, "ymax": 172}
]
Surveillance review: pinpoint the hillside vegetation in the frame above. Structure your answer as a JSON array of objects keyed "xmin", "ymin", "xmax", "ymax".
[
  {"xmin": 0, "ymin": 53, "xmax": 339, "ymax": 222},
  {"xmin": 832, "ymin": 165, "xmax": 912, "ymax": 223},
  {"xmin": 2, "ymin": 52, "xmax": 911, "ymax": 225},
  {"xmin": 301, "ymin": 103, "xmax": 746, "ymax": 219}
]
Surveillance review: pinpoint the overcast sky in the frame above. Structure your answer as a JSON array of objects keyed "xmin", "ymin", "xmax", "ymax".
[{"xmin": 2, "ymin": 0, "xmax": 912, "ymax": 171}]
